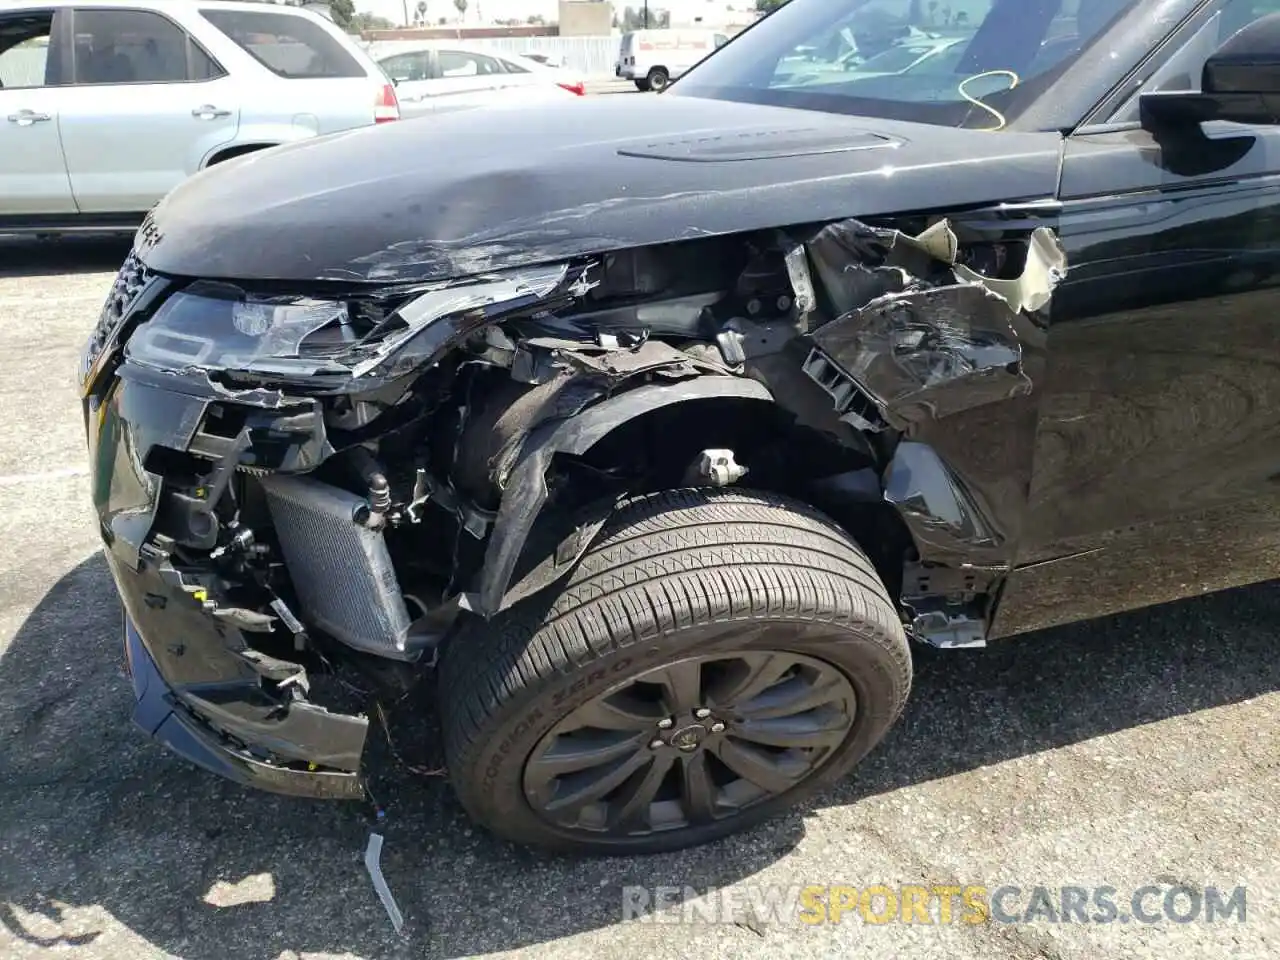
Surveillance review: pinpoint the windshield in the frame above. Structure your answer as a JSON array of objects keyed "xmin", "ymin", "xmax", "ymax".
[{"xmin": 669, "ymin": 0, "xmax": 1141, "ymax": 129}]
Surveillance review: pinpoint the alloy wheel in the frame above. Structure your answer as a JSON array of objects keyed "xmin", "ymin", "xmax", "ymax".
[{"xmin": 521, "ymin": 649, "xmax": 858, "ymax": 836}]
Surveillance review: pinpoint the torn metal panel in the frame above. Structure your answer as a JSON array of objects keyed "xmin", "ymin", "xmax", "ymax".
[
  {"xmin": 803, "ymin": 218, "xmax": 1066, "ymax": 430},
  {"xmin": 810, "ymin": 283, "xmax": 1031, "ymax": 428},
  {"xmin": 954, "ymin": 227, "xmax": 1067, "ymax": 315},
  {"xmin": 349, "ymin": 262, "xmax": 582, "ymax": 379}
]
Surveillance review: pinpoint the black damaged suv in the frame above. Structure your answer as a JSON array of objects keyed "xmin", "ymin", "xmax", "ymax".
[{"xmin": 80, "ymin": 0, "xmax": 1280, "ymax": 854}]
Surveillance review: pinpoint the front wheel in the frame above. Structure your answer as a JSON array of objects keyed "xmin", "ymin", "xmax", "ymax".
[
  {"xmin": 633, "ymin": 78, "xmax": 651, "ymax": 91},
  {"xmin": 439, "ymin": 488, "xmax": 912, "ymax": 855}
]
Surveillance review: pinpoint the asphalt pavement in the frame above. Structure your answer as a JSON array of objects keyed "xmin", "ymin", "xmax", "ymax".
[{"xmin": 0, "ymin": 226, "xmax": 1277, "ymax": 960}]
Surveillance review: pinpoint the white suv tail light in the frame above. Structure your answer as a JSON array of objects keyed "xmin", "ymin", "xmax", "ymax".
[{"xmin": 374, "ymin": 83, "xmax": 400, "ymax": 123}]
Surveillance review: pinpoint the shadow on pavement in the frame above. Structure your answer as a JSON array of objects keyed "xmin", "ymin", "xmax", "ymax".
[
  {"xmin": 1, "ymin": 553, "xmax": 1278, "ymax": 958},
  {"xmin": 0, "ymin": 235, "xmax": 132, "ymax": 279}
]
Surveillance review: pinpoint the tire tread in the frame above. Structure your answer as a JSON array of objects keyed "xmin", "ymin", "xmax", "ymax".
[{"xmin": 439, "ymin": 487, "xmax": 911, "ymax": 851}]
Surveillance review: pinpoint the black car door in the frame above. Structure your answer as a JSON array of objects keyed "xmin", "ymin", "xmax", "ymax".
[{"xmin": 993, "ymin": 0, "xmax": 1280, "ymax": 637}]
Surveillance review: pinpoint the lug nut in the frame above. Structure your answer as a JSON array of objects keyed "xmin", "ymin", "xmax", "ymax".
[
  {"xmin": 711, "ymin": 722, "xmax": 726, "ymax": 733},
  {"xmin": 694, "ymin": 708, "xmax": 712, "ymax": 719},
  {"xmin": 657, "ymin": 718, "xmax": 674, "ymax": 729},
  {"xmin": 649, "ymin": 739, "xmax": 665, "ymax": 749}
]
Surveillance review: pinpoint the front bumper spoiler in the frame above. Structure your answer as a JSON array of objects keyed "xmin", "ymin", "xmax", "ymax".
[{"xmin": 124, "ymin": 617, "xmax": 365, "ymax": 800}]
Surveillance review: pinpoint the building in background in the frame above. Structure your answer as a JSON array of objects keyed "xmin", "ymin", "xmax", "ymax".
[{"xmin": 558, "ymin": 0, "xmax": 611, "ymax": 35}]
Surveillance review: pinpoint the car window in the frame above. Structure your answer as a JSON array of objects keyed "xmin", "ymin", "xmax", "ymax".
[
  {"xmin": 200, "ymin": 8, "xmax": 365, "ymax": 79},
  {"xmin": 71, "ymin": 9, "xmax": 190, "ymax": 85},
  {"xmin": 380, "ymin": 51, "xmax": 429, "ymax": 82},
  {"xmin": 438, "ymin": 50, "xmax": 505, "ymax": 77},
  {"xmin": 672, "ymin": 0, "xmax": 1142, "ymax": 129},
  {"xmin": 189, "ymin": 39, "xmax": 222, "ymax": 81},
  {"xmin": 857, "ymin": 41, "xmax": 943, "ymax": 72},
  {"xmin": 1106, "ymin": 0, "xmax": 1280, "ymax": 124},
  {"xmin": 0, "ymin": 12, "xmax": 54, "ymax": 89},
  {"xmin": 498, "ymin": 56, "xmax": 530, "ymax": 74}
]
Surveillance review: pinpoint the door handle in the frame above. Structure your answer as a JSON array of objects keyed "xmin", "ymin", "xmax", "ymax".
[
  {"xmin": 191, "ymin": 105, "xmax": 232, "ymax": 120},
  {"xmin": 7, "ymin": 109, "xmax": 52, "ymax": 126}
]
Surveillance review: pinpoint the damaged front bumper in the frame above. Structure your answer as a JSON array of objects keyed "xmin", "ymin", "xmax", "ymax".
[
  {"xmin": 87, "ymin": 362, "xmax": 370, "ymax": 800},
  {"xmin": 122, "ymin": 614, "xmax": 365, "ymax": 799},
  {"xmin": 79, "ymin": 254, "xmax": 610, "ymax": 798}
]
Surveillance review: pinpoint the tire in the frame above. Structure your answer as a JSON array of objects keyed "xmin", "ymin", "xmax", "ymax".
[
  {"xmin": 439, "ymin": 487, "xmax": 912, "ymax": 855},
  {"xmin": 646, "ymin": 67, "xmax": 670, "ymax": 92},
  {"xmin": 634, "ymin": 78, "xmax": 651, "ymax": 92}
]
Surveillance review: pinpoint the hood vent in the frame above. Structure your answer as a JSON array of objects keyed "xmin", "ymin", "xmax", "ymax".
[{"xmin": 619, "ymin": 127, "xmax": 903, "ymax": 163}]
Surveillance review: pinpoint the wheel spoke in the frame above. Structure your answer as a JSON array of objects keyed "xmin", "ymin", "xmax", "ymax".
[
  {"xmin": 609, "ymin": 752, "xmax": 676, "ymax": 831},
  {"xmin": 526, "ymin": 731, "xmax": 648, "ymax": 778},
  {"xmin": 734, "ymin": 712, "xmax": 851, "ymax": 750},
  {"xmin": 543, "ymin": 750, "xmax": 651, "ymax": 815},
  {"xmin": 709, "ymin": 651, "xmax": 796, "ymax": 709},
  {"xmin": 650, "ymin": 659, "xmax": 703, "ymax": 714},
  {"xmin": 711, "ymin": 738, "xmax": 802, "ymax": 796},
  {"xmin": 737, "ymin": 673, "xmax": 851, "ymax": 721},
  {"xmin": 679, "ymin": 752, "xmax": 717, "ymax": 825},
  {"xmin": 522, "ymin": 647, "xmax": 862, "ymax": 837},
  {"xmin": 562, "ymin": 694, "xmax": 665, "ymax": 732}
]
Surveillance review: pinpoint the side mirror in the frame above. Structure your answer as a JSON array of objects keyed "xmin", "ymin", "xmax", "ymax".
[{"xmin": 1141, "ymin": 12, "xmax": 1280, "ymax": 129}]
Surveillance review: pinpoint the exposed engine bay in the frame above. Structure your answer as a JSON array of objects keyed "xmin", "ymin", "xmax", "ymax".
[{"xmin": 81, "ymin": 213, "xmax": 1066, "ymax": 792}]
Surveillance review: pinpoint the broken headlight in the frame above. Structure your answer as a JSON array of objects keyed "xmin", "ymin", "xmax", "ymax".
[
  {"xmin": 123, "ymin": 264, "xmax": 579, "ymax": 384},
  {"xmin": 125, "ymin": 288, "xmax": 357, "ymax": 378}
]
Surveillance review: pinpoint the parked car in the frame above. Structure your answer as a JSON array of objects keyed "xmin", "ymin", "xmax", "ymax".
[
  {"xmin": 522, "ymin": 51, "xmax": 567, "ymax": 69},
  {"xmin": 615, "ymin": 27, "xmax": 729, "ymax": 91},
  {"xmin": 83, "ymin": 0, "xmax": 1280, "ymax": 856},
  {"xmin": 777, "ymin": 34, "xmax": 967, "ymax": 85},
  {"xmin": 0, "ymin": 0, "xmax": 396, "ymax": 234},
  {"xmin": 373, "ymin": 43, "xmax": 585, "ymax": 118}
]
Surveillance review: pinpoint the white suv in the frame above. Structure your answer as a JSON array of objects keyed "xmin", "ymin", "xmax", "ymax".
[{"xmin": 0, "ymin": 0, "xmax": 399, "ymax": 233}]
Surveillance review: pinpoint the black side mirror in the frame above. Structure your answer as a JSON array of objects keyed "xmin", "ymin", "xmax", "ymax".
[{"xmin": 1141, "ymin": 12, "xmax": 1280, "ymax": 129}]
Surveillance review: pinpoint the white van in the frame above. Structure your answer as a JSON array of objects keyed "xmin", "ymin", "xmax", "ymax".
[{"xmin": 615, "ymin": 28, "xmax": 728, "ymax": 92}]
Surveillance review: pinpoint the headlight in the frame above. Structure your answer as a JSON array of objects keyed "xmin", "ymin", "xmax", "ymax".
[
  {"xmin": 123, "ymin": 263, "xmax": 578, "ymax": 385},
  {"xmin": 126, "ymin": 291, "xmax": 352, "ymax": 376}
]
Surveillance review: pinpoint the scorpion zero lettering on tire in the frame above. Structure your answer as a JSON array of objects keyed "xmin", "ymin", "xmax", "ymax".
[{"xmin": 439, "ymin": 488, "xmax": 912, "ymax": 854}]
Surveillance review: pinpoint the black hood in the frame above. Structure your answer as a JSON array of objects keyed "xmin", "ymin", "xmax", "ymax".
[{"xmin": 136, "ymin": 94, "xmax": 1063, "ymax": 285}]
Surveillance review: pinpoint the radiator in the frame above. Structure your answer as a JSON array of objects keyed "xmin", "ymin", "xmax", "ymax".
[{"xmin": 260, "ymin": 474, "xmax": 420, "ymax": 661}]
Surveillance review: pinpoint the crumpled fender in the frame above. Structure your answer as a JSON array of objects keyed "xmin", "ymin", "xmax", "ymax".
[{"xmin": 473, "ymin": 375, "xmax": 775, "ymax": 616}]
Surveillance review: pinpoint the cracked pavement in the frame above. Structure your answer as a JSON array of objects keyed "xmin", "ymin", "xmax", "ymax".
[{"xmin": 0, "ymin": 234, "xmax": 1276, "ymax": 960}]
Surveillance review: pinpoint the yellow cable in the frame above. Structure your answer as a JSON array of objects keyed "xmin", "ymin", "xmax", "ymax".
[{"xmin": 958, "ymin": 69, "xmax": 1020, "ymax": 131}]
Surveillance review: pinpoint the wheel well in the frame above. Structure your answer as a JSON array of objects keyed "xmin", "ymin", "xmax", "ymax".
[
  {"xmin": 206, "ymin": 143, "xmax": 275, "ymax": 167},
  {"xmin": 569, "ymin": 395, "xmax": 915, "ymax": 599}
]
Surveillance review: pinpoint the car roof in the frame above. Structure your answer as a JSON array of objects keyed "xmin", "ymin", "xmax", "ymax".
[
  {"xmin": 23, "ymin": 0, "xmax": 331, "ymax": 14},
  {"xmin": 376, "ymin": 41, "xmax": 527, "ymax": 57}
]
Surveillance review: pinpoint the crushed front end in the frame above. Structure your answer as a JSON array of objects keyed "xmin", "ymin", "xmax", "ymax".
[{"xmin": 80, "ymin": 215, "xmax": 1065, "ymax": 799}]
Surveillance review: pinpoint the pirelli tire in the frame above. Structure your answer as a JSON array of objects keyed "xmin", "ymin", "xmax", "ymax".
[{"xmin": 438, "ymin": 487, "xmax": 912, "ymax": 855}]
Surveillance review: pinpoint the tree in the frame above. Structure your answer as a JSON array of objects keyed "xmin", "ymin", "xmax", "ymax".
[
  {"xmin": 755, "ymin": 0, "xmax": 789, "ymax": 12},
  {"xmin": 326, "ymin": 0, "xmax": 355, "ymax": 29},
  {"xmin": 352, "ymin": 10, "xmax": 394, "ymax": 30},
  {"xmin": 453, "ymin": 0, "xmax": 467, "ymax": 20}
]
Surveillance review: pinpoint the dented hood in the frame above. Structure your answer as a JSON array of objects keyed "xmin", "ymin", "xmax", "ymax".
[{"xmin": 136, "ymin": 94, "xmax": 1063, "ymax": 285}]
